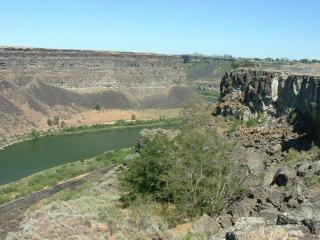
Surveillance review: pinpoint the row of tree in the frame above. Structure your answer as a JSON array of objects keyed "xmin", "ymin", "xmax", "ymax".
[{"xmin": 187, "ymin": 53, "xmax": 320, "ymax": 63}]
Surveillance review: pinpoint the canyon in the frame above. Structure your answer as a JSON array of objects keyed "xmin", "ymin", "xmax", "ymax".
[{"xmin": 0, "ymin": 47, "xmax": 193, "ymax": 145}]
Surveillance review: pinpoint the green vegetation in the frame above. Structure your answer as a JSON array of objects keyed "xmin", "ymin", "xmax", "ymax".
[
  {"xmin": 130, "ymin": 114, "xmax": 136, "ymax": 120},
  {"xmin": 226, "ymin": 120, "xmax": 241, "ymax": 135},
  {"xmin": 30, "ymin": 129, "xmax": 40, "ymax": 139},
  {"xmin": 284, "ymin": 147, "xmax": 320, "ymax": 164},
  {"xmin": 60, "ymin": 118, "xmax": 181, "ymax": 134},
  {"xmin": 94, "ymin": 104, "xmax": 101, "ymax": 110},
  {"xmin": 245, "ymin": 113, "xmax": 267, "ymax": 127},
  {"xmin": 304, "ymin": 175, "xmax": 320, "ymax": 187},
  {"xmin": 53, "ymin": 115, "xmax": 60, "ymax": 125},
  {"xmin": 231, "ymin": 59, "xmax": 255, "ymax": 68},
  {"xmin": 196, "ymin": 89, "xmax": 220, "ymax": 103},
  {"xmin": 120, "ymin": 96, "xmax": 246, "ymax": 222},
  {"xmin": 185, "ymin": 62, "xmax": 231, "ymax": 82},
  {"xmin": 47, "ymin": 118, "xmax": 53, "ymax": 126},
  {"xmin": 0, "ymin": 148, "xmax": 131, "ymax": 205}
]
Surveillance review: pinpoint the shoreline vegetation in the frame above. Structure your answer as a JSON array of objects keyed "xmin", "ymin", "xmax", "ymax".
[
  {"xmin": 0, "ymin": 117, "xmax": 182, "ymax": 150},
  {"xmin": 0, "ymin": 118, "xmax": 181, "ymax": 205},
  {"xmin": 0, "ymin": 148, "xmax": 131, "ymax": 205}
]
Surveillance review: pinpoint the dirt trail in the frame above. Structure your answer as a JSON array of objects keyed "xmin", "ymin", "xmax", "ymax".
[{"xmin": 0, "ymin": 165, "xmax": 117, "ymax": 239}]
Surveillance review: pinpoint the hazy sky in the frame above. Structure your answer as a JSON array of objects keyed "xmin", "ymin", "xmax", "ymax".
[{"xmin": 1, "ymin": 0, "xmax": 319, "ymax": 59}]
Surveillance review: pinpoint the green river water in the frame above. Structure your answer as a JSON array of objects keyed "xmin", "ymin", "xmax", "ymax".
[{"xmin": 0, "ymin": 125, "xmax": 165, "ymax": 185}]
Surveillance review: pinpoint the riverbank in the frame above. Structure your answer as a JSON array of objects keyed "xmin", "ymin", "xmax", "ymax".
[
  {"xmin": 0, "ymin": 117, "xmax": 182, "ymax": 150},
  {"xmin": 0, "ymin": 148, "xmax": 131, "ymax": 205}
]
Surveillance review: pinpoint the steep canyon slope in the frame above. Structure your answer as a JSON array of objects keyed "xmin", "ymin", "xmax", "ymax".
[{"xmin": 0, "ymin": 47, "xmax": 191, "ymax": 141}]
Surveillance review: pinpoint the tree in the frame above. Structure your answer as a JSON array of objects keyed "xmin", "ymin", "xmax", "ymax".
[
  {"xmin": 94, "ymin": 104, "xmax": 101, "ymax": 110},
  {"xmin": 47, "ymin": 119, "xmax": 53, "ymax": 126},
  {"xmin": 30, "ymin": 129, "xmax": 39, "ymax": 139},
  {"xmin": 53, "ymin": 116, "xmax": 60, "ymax": 125}
]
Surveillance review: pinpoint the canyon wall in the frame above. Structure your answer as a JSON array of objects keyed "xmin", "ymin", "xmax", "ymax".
[
  {"xmin": 218, "ymin": 68, "xmax": 320, "ymax": 140},
  {"xmin": 0, "ymin": 47, "xmax": 192, "ymax": 143},
  {"xmin": 0, "ymin": 47, "xmax": 186, "ymax": 88}
]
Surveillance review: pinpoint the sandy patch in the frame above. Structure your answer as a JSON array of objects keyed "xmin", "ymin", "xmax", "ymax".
[{"xmin": 37, "ymin": 108, "xmax": 180, "ymax": 131}]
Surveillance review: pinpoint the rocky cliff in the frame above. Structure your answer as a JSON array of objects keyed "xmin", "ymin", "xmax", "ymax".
[
  {"xmin": 0, "ymin": 47, "xmax": 186, "ymax": 88},
  {"xmin": 218, "ymin": 68, "xmax": 320, "ymax": 141}
]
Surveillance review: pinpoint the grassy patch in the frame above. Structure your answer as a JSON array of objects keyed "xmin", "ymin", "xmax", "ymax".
[
  {"xmin": 226, "ymin": 120, "xmax": 241, "ymax": 134},
  {"xmin": 59, "ymin": 118, "xmax": 181, "ymax": 134},
  {"xmin": 284, "ymin": 147, "xmax": 319, "ymax": 164},
  {"xmin": 245, "ymin": 114, "xmax": 267, "ymax": 127},
  {"xmin": 304, "ymin": 176, "xmax": 320, "ymax": 187},
  {"xmin": 0, "ymin": 148, "xmax": 131, "ymax": 205},
  {"xmin": 196, "ymin": 89, "xmax": 220, "ymax": 103}
]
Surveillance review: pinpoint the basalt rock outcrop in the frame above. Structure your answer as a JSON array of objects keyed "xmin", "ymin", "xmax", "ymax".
[
  {"xmin": 0, "ymin": 47, "xmax": 186, "ymax": 88},
  {"xmin": 217, "ymin": 68, "xmax": 320, "ymax": 141},
  {"xmin": 208, "ymin": 68, "xmax": 320, "ymax": 239}
]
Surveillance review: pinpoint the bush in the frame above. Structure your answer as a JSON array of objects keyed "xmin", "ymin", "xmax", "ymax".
[
  {"xmin": 231, "ymin": 59, "xmax": 255, "ymax": 68},
  {"xmin": 30, "ymin": 129, "xmax": 40, "ymax": 139},
  {"xmin": 245, "ymin": 113, "xmax": 267, "ymax": 127},
  {"xmin": 94, "ymin": 104, "xmax": 101, "ymax": 110},
  {"xmin": 131, "ymin": 114, "xmax": 136, "ymax": 120},
  {"xmin": 120, "ymin": 127, "xmax": 245, "ymax": 219},
  {"xmin": 53, "ymin": 116, "xmax": 60, "ymax": 125},
  {"xmin": 60, "ymin": 121, "xmax": 66, "ymax": 128},
  {"xmin": 47, "ymin": 119, "xmax": 53, "ymax": 126},
  {"xmin": 120, "ymin": 96, "xmax": 246, "ymax": 220}
]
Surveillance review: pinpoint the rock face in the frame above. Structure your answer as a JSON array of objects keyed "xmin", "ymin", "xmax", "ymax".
[
  {"xmin": 218, "ymin": 68, "xmax": 320, "ymax": 140},
  {"xmin": 209, "ymin": 68, "xmax": 320, "ymax": 239},
  {"xmin": 0, "ymin": 47, "xmax": 186, "ymax": 88}
]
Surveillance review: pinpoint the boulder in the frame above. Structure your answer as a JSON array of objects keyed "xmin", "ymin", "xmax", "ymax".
[
  {"xmin": 135, "ymin": 128, "xmax": 180, "ymax": 152},
  {"xmin": 191, "ymin": 214, "xmax": 221, "ymax": 236},
  {"xmin": 244, "ymin": 148, "xmax": 265, "ymax": 176},
  {"xmin": 258, "ymin": 207, "xmax": 280, "ymax": 224},
  {"xmin": 225, "ymin": 217, "xmax": 316, "ymax": 240},
  {"xmin": 228, "ymin": 198, "xmax": 257, "ymax": 221},
  {"xmin": 276, "ymin": 202, "xmax": 320, "ymax": 236}
]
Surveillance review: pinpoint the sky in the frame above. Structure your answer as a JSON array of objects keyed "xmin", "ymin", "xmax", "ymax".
[{"xmin": 1, "ymin": 0, "xmax": 319, "ymax": 59}]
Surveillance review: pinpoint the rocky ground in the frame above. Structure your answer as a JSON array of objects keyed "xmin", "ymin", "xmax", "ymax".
[{"xmin": 3, "ymin": 113, "xmax": 319, "ymax": 239}]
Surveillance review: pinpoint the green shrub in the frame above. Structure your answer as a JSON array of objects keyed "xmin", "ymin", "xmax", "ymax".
[
  {"xmin": 53, "ymin": 115, "xmax": 60, "ymax": 125},
  {"xmin": 284, "ymin": 147, "xmax": 320, "ymax": 164},
  {"xmin": 30, "ymin": 129, "xmax": 40, "ymax": 139},
  {"xmin": 120, "ymin": 96, "xmax": 246, "ymax": 221},
  {"xmin": 227, "ymin": 120, "xmax": 240, "ymax": 134},
  {"xmin": 245, "ymin": 113, "xmax": 267, "ymax": 127},
  {"xmin": 231, "ymin": 59, "xmax": 255, "ymax": 68},
  {"xmin": 120, "ymin": 127, "xmax": 245, "ymax": 219},
  {"xmin": 47, "ymin": 119, "xmax": 53, "ymax": 126},
  {"xmin": 94, "ymin": 104, "xmax": 101, "ymax": 110},
  {"xmin": 304, "ymin": 176, "xmax": 320, "ymax": 187}
]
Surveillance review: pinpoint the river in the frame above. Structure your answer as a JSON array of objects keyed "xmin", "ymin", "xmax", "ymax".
[{"xmin": 0, "ymin": 125, "xmax": 167, "ymax": 185}]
